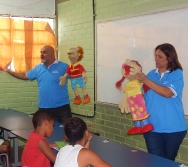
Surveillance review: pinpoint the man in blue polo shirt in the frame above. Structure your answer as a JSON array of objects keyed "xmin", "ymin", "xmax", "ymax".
[{"xmin": 2, "ymin": 45, "xmax": 72, "ymax": 124}]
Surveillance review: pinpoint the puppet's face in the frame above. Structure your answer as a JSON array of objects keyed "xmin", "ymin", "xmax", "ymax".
[
  {"xmin": 121, "ymin": 63, "xmax": 130, "ymax": 77},
  {"xmin": 121, "ymin": 59, "xmax": 141, "ymax": 81},
  {"xmin": 121, "ymin": 59, "xmax": 132, "ymax": 77},
  {"xmin": 121, "ymin": 64, "xmax": 135, "ymax": 80},
  {"xmin": 67, "ymin": 47, "xmax": 80, "ymax": 64}
]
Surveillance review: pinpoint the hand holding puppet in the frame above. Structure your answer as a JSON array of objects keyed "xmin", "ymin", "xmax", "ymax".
[
  {"xmin": 59, "ymin": 46, "xmax": 90, "ymax": 105},
  {"xmin": 116, "ymin": 59, "xmax": 153, "ymax": 135}
]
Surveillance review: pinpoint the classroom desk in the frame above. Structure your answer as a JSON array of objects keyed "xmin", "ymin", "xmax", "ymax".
[
  {"xmin": 0, "ymin": 116, "xmax": 33, "ymax": 131},
  {"xmin": 90, "ymin": 135, "xmax": 182, "ymax": 167},
  {"xmin": 0, "ymin": 109, "xmax": 33, "ymax": 167},
  {"xmin": 0, "ymin": 109, "xmax": 33, "ymax": 141},
  {"xmin": 10, "ymin": 128, "xmax": 185, "ymax": 167},
  {"xmin": 0, "ymin": 108, "xmax": 29, "ymax": 119},
  {"xmin": 10, "ymin": 129, "xmax": 33, "ymax": 141},
  {"xmin": 1, "ymin": 109, "xmax": 184, "ymax": 167}
]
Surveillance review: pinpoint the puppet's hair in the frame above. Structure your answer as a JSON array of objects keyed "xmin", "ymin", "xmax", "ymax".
[
  {"xmin": 116, "ymin": 76, "xmax": 125, "ymax": 90},
  {"xmin": 77, "ymin": 46, "xmax": 84, "ymax": 61},
  {"xmin": 115, "ymin": 60, "xmax": 142, "ymax": 90}
]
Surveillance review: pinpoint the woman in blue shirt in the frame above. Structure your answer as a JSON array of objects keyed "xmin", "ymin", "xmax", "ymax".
[{"xmin": 135, "ymin": 43, "xmax": 187, "ymax": 161}]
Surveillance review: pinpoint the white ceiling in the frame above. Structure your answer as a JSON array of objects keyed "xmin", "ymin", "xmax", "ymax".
[{"xmin": 0, "ymin": 0, "xmax": 55, "ymax": 18}]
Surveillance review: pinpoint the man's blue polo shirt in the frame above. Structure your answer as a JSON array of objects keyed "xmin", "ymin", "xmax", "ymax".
[
  {"xmin": 26, "ymin": 60, "xmax": 70, "ymax": 108},
  {"xmin": 144, "ymin": 69, "xmax": 187, "ymax": 133}
]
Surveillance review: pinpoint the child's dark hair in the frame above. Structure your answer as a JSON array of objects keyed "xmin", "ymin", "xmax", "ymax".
[
  {"xmin": 32, "ymin": 109, "xmax": 54, "ymax": 129},
  {"xmin": 64, "ymin": 117, "xmax": 87, "ymax": 146}
]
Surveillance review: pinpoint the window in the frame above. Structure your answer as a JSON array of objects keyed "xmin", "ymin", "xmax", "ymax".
[{"xmin": 0, "ymin": 17, "xmax": 56, "ymax": 72}]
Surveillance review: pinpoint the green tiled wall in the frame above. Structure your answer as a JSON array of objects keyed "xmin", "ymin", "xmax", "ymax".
[
  {"xmin": 57, "ymin": 0, "xmax": 188, "ymax": 164},
  {"xmin": 57, "ymin": 0, "xmax": 95, "ymax": 117},
  {"xmin": 0, "ymin": 72, "xmax": 38, "ymax": 113}
]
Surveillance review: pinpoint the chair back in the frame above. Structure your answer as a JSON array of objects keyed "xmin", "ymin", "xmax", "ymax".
[{"xmin": 0, "ymin": 153, "xmax": 9, "ymax": 167}]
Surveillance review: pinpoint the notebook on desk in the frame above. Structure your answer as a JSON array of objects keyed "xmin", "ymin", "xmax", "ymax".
[{"xmin": 53, "ymin": 141, "xmax": 68, "ymax": 151}]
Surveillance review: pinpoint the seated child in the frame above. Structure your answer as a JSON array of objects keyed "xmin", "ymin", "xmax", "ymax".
[
  {"xmin": 0, "ymin": 139, "xmax": 12, "ymax": 167},
  {"xmin": 54, "ymin": 117, "xmax": 112, "ymax": 167},
  {"xmin": 21, "ymin": 109, "xmax": 56, "ymax": 167}
]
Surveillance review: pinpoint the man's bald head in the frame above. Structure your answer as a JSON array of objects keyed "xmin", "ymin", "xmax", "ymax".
[
  {"xmin": 40, "ymin": 45, "xmax": 56, "ymax": 67},
  {"xmin": 42, "ymin": 45, "xmax": 55, "ymax": 54}
]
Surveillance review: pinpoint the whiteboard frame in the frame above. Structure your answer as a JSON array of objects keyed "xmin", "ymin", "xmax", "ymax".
[{"xmin": 95, "ymin": 7, "xmax": 188, "ymax": 115}]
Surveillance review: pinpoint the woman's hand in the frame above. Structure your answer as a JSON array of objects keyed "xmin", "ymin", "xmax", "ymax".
[
  {"xmin": 135, "ymin": 72, "xmax": 147, "ymax": 83},
  {"xmin": 135, "ymin": 72, "xmax": 173, "ymax": 97}
]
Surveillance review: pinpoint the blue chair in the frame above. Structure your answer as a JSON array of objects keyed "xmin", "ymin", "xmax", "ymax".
[{"xmin": 0, "ymin": 153, "xmax": 9, "ymax": 167}]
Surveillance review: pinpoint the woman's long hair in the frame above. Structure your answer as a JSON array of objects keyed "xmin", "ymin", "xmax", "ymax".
[{"xmin": 155, "ymin": 43, "xmax": 183, "ymax": 72}]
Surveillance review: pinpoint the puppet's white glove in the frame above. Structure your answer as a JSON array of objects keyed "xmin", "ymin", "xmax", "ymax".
[
  {"xmin": 129, "ymin": 61, "xmax": 141, "ymax": 76},
  {"xmin": 59, "ymin": 75, "xmax": 67, "ymax": 86},
  {"xmin": 82, "ymin": 72, "xmax": 87, "ymax": 83},
  {"xmin": 119, "ymin": 93, "xmax": 131, "ymax": 114}
]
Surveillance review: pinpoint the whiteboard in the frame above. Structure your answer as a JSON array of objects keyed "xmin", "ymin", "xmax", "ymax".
[{"xmin": 95, "ymin": 8, "xmax": 188, "ymax": 115}]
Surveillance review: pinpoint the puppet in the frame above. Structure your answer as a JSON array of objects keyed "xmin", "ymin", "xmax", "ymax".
[
  {"xmin": 59, "ymin": 46, "xmax": 90, "ymax": 105},
  {"xmin": 116, "ymin": 59, "xmax": 153, "ymax": 135}
]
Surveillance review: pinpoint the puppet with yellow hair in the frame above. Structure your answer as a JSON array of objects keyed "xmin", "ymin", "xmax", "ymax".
[
  {"xmin": 116, "ymin": 59, "xmax": 153, "ymax": 135},
  {"xmin": 59, "ymin": 46, "xmax": 90, "ymax": 105}
]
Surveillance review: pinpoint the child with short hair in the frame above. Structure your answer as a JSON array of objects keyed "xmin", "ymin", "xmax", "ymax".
[
  {"xmin": 54, "ymin": 117, "xmax": 112, "ymax": 167},
  {"xmin": 21, "ymin": 109, "xmax": 56, "ymax": 167}
]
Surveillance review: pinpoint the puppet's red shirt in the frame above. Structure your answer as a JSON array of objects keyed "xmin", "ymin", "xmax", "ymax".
[{"xmin": 66, "ymin": 62, "xmax": 85, "ymax": 78}]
